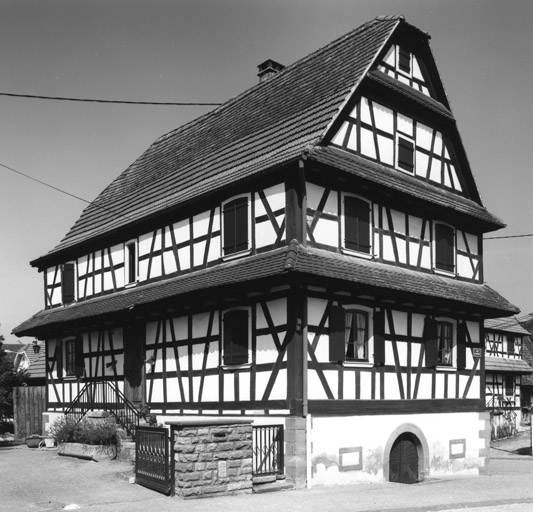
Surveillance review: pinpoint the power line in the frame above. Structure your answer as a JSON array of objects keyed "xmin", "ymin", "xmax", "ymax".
[
  {"xmin": 0, "ymin": 161, "xmax": 136, "ymax": 222},
  {"xmin": 0, "ymin": 162, "xmax": 91, "ymax": 205},
  {"xmin": 0, "ymin": 91, "xmax": 221, "ymax": 106},
  {"xmin": 3, "ymin": 158, "xmax": 533, "ymax": 242}
]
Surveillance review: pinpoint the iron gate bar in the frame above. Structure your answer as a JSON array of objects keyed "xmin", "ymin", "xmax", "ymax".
[
  {"xmin": 135, "ymin": 426, "xmax": 173, "ymax": 495},
  {"xmin": 252, "ymin": 424, "xmax": 284, "ymax": 477}
]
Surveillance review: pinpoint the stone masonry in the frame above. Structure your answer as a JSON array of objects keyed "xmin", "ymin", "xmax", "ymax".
[{"xmin": 169, "ymin": 419, "xmax": 253, "ymax": 498}]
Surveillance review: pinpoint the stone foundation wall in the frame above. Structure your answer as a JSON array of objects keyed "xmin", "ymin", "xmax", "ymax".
[{"xmin": 170, "ymin": 419, "xmax": 253, "ymax": 498}]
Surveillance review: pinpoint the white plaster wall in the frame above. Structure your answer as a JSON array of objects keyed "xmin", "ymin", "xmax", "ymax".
[{"xmin": 310, "ymin": 411, "xmax": 486, "ymax": 486}]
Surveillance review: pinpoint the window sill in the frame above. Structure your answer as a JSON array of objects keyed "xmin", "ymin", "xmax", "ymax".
[
  {"xmin": 436, "ymin": 365, "xmax": 455, "ymax": 372},
  {"xmin": 340, "ymin": 248, "xmax": 374, "ymax": 260},
  {"xmin": 125, "ymin": 281, "xmax": 139, "ymax": 289},
  {"xmin": 433, "ymin": 268, "xmax": 456, "ymax": 278},
  {"xmin": 342, "ymin": 361, "xmax": 373, "ymax": 368},
  {"xmin": 220, "ymin": 362, "xmax": 254, "ymax": 371},
  {"xmin": 221, "ymin": 249, "xmax": 252, "ymax": 262}
]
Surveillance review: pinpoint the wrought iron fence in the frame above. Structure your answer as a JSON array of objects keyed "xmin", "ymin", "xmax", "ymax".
[
  {"xmin": 136, "ymin": 426, "xmax": 173, "ymax": 495},
  {"xmin": 252, "ymin": 424, "xmax": 284, "ymax": 477}
]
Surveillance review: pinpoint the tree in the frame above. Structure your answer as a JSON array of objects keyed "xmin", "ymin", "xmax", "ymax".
[{"xmin": 0, "ymin": 335, "xmax": 28, "ymax": 429}]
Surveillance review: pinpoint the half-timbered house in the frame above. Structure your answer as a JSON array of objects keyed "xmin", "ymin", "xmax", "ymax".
[
  {"xmin": 485, "ymin": 317, "xmax": 532, "ymax": 439},
  {"xmin": 14, "ymin": 15, "xmax": 519, "ymax": 487}
]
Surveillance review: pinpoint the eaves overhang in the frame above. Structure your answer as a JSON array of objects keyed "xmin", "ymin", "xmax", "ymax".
[
  {"xmin": 15, "ymin": 241, "xmax": 518, "ymax": 338},
  {"xmin": 307, "ymin": 146, "xmax": 505, "ymax": 233}
]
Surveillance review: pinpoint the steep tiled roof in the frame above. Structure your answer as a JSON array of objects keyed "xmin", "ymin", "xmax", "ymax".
[
  {"xmin": 485, "ymin": 356, "xmax": 532, "ymax": 374},
  {"xmin": 307, "ymin": 146, "xmax": 505, "ymax": 230},
  {"xmin": 15, "ymin": 241, "xmax": 518, "ymax": 337},
  {"xmin": 33, "ymin": 16, "xmax": 405, "ymax": 265},
  {"xmin": 485, "ymin": 317, "xmax": 531, "ymax": 335}
]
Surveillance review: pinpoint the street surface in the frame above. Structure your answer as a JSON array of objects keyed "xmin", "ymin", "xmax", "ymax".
[{"xmin": 1, "ymin": 430, "xmax": 533, "ymax": 511}]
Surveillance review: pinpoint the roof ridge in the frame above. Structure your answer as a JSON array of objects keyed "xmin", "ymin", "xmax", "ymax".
[{"xmin": 151, "ymin": 16, "xmax": 401, "ymax": 148}]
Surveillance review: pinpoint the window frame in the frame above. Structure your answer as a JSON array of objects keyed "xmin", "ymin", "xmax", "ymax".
[
  {"xmin": 504, "ymin": 375, "xmax": 515, "ymax": 398},
  {"xmin": 124, "ymin": 239, "xmax": 138, "ymax": 286},
  {"xmin": 64, "ymin": 338, "xmax": 77, "ymax": 377},
  {"xmin": 506, "ymin": 334, "xmax": 515, "ymax": 356},
  {"xmin": 436, "ymin": 320, "xmax": 454, "ymax": 367},
  {"xmin": 433, "ymin": 222, "xmax": 456, "ymax": 275},
  {"xmin": 221, "ymin": 307, "xmax": 252, "ymax": 368},
  {"xmin": 341, "ymin": 193, "xmax": 373, "ymax": 259},
  {"xmin": 221, "ymin": 193, "xmax": 252, "ymax": 260},
  {"xmin": 61, "ymin": 261, "xmax": 77, "ymax": 305},
  {"xmin": 396, "ymin": 134, "xmax": 415, "ymax": 174},
  {"xmin": 344, "ymin": 308, "xmax": 371, "ymax": 363},
  {"xmin": 397, "ymin": 46, "xmax": 412, "ymax": 76}
]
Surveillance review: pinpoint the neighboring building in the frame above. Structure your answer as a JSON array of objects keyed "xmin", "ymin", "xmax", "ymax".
[
  {"xmin": 13, "ymin": 341, "xmax": 46, "ymax": 385},
  {"xmin": 516, "ymin": 314, "xmax": 533, "ymax": 423},
  {"xmin": 484, "ymin": 318, "xmax": 532, "ymax": 439},
  {"xmin": 13, "ymin": 16, "xmax": 518, "ymax": 486}
]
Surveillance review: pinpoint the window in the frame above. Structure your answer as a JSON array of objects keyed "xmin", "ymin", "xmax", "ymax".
[
  {"xmin": 434, "ymin": 223, "xmax": 455, "ymax": 273},
  {"xmin": 343, "ymin": 195, "xmax": 371, "ymax": 255},
  {"xmin": 329, "ymin": 305, "xmax": 379, "ymax": 364},
  {"xmin": 437, "ymin": 321, "xmax": 453, "ymax": 366},
  {"xmin": 125, "ymin": 240, "xmax": 138, "ymax": 284},
  {"xmin": 398, "ymin": 47, "xmax": 411, "ymax": 74},
  {"xmin": 59, "ymin": 337, "xmax": 84, "ymax": 378},
  {"xmin": 65, "ymin": 339, "xmax": 77, "ymax": 376},
  {"xmin": 505, "ymin": 375, "xmax": 514, "ymax": 397},
  {"xmin": 222, "ymin": 195, "xmax": 250, "ymax": 257},
  {"xmin": 222, "ymin": 309, "xmax": 249, "ymax": 366},
  {"xmin": 61, "ymin": 262, "xmax": 76, "ymax": 304},
  {"xmin": 506, "ymin": 335, "xmax": 514, "ymax": 355},
  {"xmin": 345, "ymin": 310, "xmax": 369, "ymax": 361},
  {"xmin": 397, "ymin": 136, "xmax": 414, "ymax": 173}
]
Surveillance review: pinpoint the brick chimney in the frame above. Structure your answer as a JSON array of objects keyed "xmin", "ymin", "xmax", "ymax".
[{"xmin": 257, "ymin": 59, "xmax": 285, "ymax": 82}]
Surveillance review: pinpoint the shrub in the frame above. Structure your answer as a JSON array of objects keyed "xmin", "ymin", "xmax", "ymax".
[{"xmin": 50, "ymin": 416, "xmax": 117, "ymax": 446}]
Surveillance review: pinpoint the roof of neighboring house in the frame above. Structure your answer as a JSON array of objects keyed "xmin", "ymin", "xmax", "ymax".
[
  {"xmin": 485, "ymin": 356, "xmax": 533, "ymax": 374},
  {"xmin": 485, "ymin": 317, "xmax": 531, "ymax": 336},
  {"xmin": 31, "ymin": 15, "xmax": 502, "ymax": 269},
  {"xmin": 13, "ymin": 241, "xmax": 518, "ymax": 337}
]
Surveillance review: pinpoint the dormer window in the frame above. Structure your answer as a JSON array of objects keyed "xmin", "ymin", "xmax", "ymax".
[
  {"xmin": 434, "ymin": 223, "xmax": 455, "ymax": 273},
  {"xmin": 61, "ymin": 262, "xmax": 76, "ymax": 304},
  {"xmin": 125, "ymin": 240, "xmax": 138, "ymax": 284},
  {"xmin": 222, "ymin": 194, "xmax": 251, "ymax": 258},
  {"xmin": 398, "ymin": 47, "xmax": 411, "ymax": 74},
  {"xmin": 397, "ymin": 136, "xmax": 414, "ymax": 173}
]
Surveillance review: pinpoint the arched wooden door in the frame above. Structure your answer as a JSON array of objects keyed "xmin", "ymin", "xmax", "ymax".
[{"xmin": 389, "ymin": 433, "xmax": 419, "ymax": 484}]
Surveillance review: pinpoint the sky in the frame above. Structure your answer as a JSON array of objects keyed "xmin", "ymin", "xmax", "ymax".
[{"xmin": 0, "ymin": 0, "xmax": 532, "ymax": 345}]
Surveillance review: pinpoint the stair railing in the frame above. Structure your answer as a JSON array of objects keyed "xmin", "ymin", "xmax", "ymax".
[{"xmin": 64, "ymin": 381, "xmax": 142, "ymax": 437}]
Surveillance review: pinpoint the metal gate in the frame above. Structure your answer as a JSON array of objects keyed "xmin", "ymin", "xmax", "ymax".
[
  {"xmin": 135, "ymin": 426, "xmax": 173, "ymax": 495},
  {"xmin": 252, "ymin": 424, "xmax": 284, "ymax": 477}
]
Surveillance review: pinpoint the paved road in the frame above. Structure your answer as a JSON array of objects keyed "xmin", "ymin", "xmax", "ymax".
[{"xmin": 2, "ymin": 440, "xmax": 533, "ymax": 512}]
